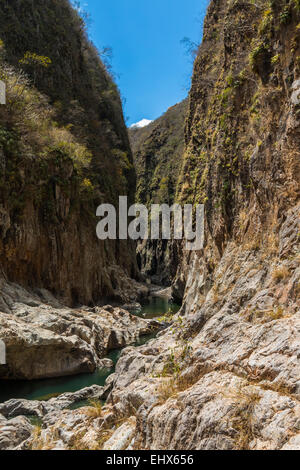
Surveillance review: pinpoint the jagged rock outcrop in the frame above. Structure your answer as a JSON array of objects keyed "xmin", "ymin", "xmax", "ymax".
[
  {"xmin": 11, "ymin": 285, "xmax": 299, "ymax": 450},
  {"xmin": 0, "ymin": 280, "xmax": 159, "ymax": 379},
  {"xmin": 0, "ymin": 414, "xmax": 33, "ymax": 450},
  {"xmin": 0, "ymin": 0, "xmax": 138, "ymax": 306},
  {"xmin": 0, "ymin": 385, "xmax": 108, "ymax": 450},
  {"xmin": 107, "ymin": 0, "xmax": 300, "ymax": 450}
]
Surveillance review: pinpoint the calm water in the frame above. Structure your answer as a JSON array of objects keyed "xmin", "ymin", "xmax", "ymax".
[
  {"xmin": 0, "ymin": 296, "xmax": 180, "ymax": 403},
  {"xmin": 135, "ymin": 295, "xmax": 180, "ymax": 319}
]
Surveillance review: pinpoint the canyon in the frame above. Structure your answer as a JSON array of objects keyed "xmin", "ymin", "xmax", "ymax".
[{"xmin": 0, "ymin": 0, "xmax": 299, "ymax": 451}]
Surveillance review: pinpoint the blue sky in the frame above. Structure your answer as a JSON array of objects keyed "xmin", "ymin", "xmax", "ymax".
[{"xmin": 80, "ymin": 0, "xmax": 210, "ymax": 126}]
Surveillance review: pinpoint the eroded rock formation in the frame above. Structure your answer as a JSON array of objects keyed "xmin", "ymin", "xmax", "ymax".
[{"xmin": 0, "ymin": 280, "xmax": 159, "ymax": 380}]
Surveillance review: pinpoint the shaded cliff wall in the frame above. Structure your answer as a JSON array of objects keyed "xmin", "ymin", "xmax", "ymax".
[
  {"xmin": 0, "ymin": 0, "xmax": 138, "ymax": 306},
  {"xmin": 95, "ymin": 1, "xmax": 300, "ymax": 452},
  {"xmin": 129, "ymin": 100, "xmax": 188, "ymax": 285}
]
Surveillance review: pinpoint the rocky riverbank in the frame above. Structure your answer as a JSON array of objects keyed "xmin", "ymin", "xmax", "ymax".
[
  {"xmin": 9, "ymin": 206, "xmax": 298, "ymax": 450},
  {"xmin": 0, "ymin": 279, "xmax": 160, "ymax": 380}
]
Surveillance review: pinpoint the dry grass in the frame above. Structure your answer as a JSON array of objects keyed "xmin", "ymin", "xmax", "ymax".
[
  {"xmin": 95, "ymin": 429, "xmax": 115, "ymax": 450},
  {"xmin": 69, "ymin": 427, "xmax": 117, "ymax": 451},
  {"xmin": 0, "ymin": 62, "xmax": 91, "ymax": 169},
  {"xmin": 211, "ymin": 285, "xmax": 220, "ymax": 304},
  {"xmin": 272, "ymin": 266, "xmax": 290, "ymax": 283},
  {"xmin": 243, "ymin": 231, "xmax": 279, "ymax": 257},
  {"xmin": 30, "ymin": 426, "xmax": 60, "ymax": 450},
  {"xmin": 156, "ymin": 366, "xmax": 211, "ymax": 404},
  {"xmin": 176, "ymin": 373, "xmax": 202, "ymax": 392},
  {"xmin": 84, "ymin": 399, "xmax": 103, "ymax": 418},
  {"xmin": 70, "ymin": 410, "xmax": 132, "ymax": 450},
  {"xmin": 268, "ymin": 306, "xmax": 286, "ymax": 320},
  {"xmin": 222, "ymin": 384, "xmax": 261, "ymax": 450},
  {"xmin": 243, "ymin": 237, "xmax": 262, "ymax": 252},
  {"xmin": 245, "ymin": 305, "xmax": 287, "ymax": 323},
  {"xmin": 156, "ymin": 378, "xmax": 178, "ymax": 402},
  {"xmin": 68, "ymin": 431, "xmax": 89, "ymax": 451},
  {"xmin": 94, "ymin": 415, "xmax": 133, "ymax": 450},
  {"xmin": 259, "ymin": 381, "xmax": 295, "ymax": 398},
  {"xmin": 265, "ymin": 233, "xmax": 279, "ymax": 257},
  {"xmin": 239, "ymin": 209, "xmax": 248, "ymax": 232}
]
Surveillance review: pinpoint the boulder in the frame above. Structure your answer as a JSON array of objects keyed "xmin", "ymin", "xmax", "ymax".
[{"xmin": 0, "ymin": 280, "xmax": 160, "ymax": 380}]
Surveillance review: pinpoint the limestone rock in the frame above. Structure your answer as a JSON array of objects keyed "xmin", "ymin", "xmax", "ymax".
[
  {"xmin": 0, "ymin": 385, "xmax": 105, "ymax": 419},
  {"xmin": 0, "ymin": 414, "xmax": 33, "ymax": 450},
  {"xmin": 0, "ymin": 281, "xmax": 160, "ymax": 380},
  {"xmin": 103, "ymin": 417, "xmax": 136, "ymax": 450}
]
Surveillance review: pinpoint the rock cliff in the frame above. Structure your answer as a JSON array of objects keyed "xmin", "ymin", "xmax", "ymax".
[
  {"xmin": 129, "ymin": 100, "xmax": 188, "ymax": 285},
  {"xmin": 109, "ymin": 0, "xmax": 300, "ymax": 449},
  {"xmin": 0, "ymin": 0, "xmax": 137, "ymax": 306}
]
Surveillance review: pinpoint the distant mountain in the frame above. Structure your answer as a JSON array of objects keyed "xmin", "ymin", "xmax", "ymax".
[{"xmin": 130, "ymin": 118, "xmax": 153, "ymax": 129}]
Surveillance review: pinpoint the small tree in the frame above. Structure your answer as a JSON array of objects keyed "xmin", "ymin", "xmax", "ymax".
[
  {"xmin": 19, "ymin": 52, "xmax": 52, "ymax": 84},
  {"xmin": 180, "ymin": 37, "xmax": 199, "ymax": 61}
]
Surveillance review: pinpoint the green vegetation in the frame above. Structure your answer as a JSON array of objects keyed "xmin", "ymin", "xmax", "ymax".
[
  {"xmin": 19, "ymin": 52, "xmax": 52, "ymax": 84},
  {"xmin": 249, "ymin": 41, "xmax": 271, "ymax": 76},
  {"xmin": 0, "ymin": 57, "xmax": 94, "ymax": 220},
  {"xmin": 173, "ymin": 0, "xmax": 300, "ymax": 250},
  {"xmin": 0, "ymin": 0, "xmax": 136, "ymax": 221},
  {"xmin": 129, "ymin": 99, "xmax": 187, "ymax": 207},
  {"xmin": 0, "ymin": 0, "xmax": 135, "ymax": 208}
]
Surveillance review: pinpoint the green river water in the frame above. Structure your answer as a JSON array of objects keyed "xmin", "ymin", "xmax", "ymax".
[{"xmin": 0, "ymin": 296, "xmax": 180, "ymax": 403}]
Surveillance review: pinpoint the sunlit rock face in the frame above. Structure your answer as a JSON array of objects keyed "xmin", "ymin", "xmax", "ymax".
[{"xmin": 88, "ymin": 0, "xmax": 300, "ymax": 451}]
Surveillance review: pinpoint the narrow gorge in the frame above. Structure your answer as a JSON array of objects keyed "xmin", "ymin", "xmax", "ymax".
[{"xmin": 0, "ymin": 0, "xmax": 299, "ymax": 452}]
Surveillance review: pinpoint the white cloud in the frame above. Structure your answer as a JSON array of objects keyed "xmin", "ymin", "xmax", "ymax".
[{"xmin": 130, "ymin": 119, "xmax": 153, "ymax": 129}]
